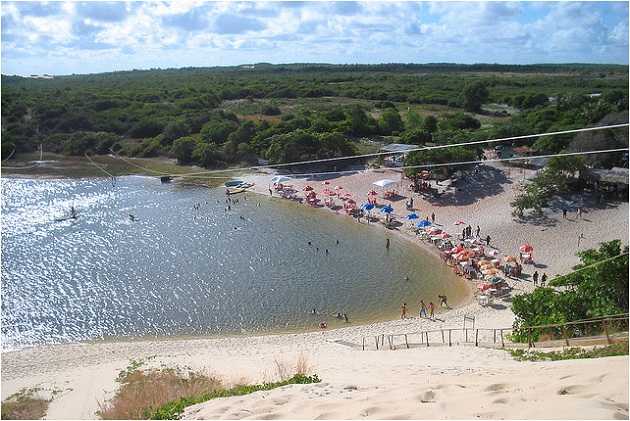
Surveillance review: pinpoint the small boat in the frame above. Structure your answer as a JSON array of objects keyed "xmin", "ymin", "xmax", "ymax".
[
  {"xmin": 160, "ymin": 176, "xmax": 173, "ymax": 183},
  {"xmin": 225, "ymin": 187, "xmax": 246, "ymax": 195},
  {"xmin": 225, "ymin": 180, "xmax": 245, "ymax": 187}
]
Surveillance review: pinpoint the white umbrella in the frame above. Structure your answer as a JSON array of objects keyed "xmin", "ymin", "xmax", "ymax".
[
  {"xmin": 271, "ymin": 175, "xmax": 292, "ymax": 184},
  {"xmin": 372, "ymin": 179, "xmax": 397, "ymax": 188}
]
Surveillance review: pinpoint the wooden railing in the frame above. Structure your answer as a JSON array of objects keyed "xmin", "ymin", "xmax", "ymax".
[{"xmin": 360, "ymin": 313, "xmax": 629, "ymax": 351}]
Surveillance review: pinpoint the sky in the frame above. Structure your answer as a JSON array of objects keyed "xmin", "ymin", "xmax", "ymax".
[{"xmin": 1, "ymin": 1, "xmax": 628, "ymax": 75}]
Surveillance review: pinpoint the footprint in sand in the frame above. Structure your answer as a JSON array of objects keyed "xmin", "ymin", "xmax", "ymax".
[
  {"xmin": 485, "ymin": 383, "xmax": 509, "ymax": 393},
  {"xmin": 557, "ymin": 385, "xmax": 587, "ymax": 396},
  {"xmin": 257, "ymin": 412, "xmax": 280, "ymax": 420},
  {"xmin": 419, "ymin": 390, "xmax": 436, "ymax": 403}
]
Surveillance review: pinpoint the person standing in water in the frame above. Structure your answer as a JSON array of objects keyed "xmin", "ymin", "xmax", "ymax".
[
  {"xmin": 386, "ymin": 238, "xmax": 390, "ymax": 249},
  {"xmin": 428, "ymin": 301, "xmax": 435, "ymax": 320}
]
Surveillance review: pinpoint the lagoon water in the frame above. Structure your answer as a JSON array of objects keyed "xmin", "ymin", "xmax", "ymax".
[{"xmin": 1, "ymin": 176, "xmax": 467, "ymax": 350}]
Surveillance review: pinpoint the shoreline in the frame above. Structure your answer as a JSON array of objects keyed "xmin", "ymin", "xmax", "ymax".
[
  {"xmin": 1, "ymin": 173, "xmax": 472, "ymax": 356},
  {"xmin": 2, "ymin": 168, "xmax": 627, "ymax": 419}
]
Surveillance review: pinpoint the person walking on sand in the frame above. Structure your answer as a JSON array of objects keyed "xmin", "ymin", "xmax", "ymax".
[
  {"xmin": 486, "ymin": 235, "xmax": 491, "ymax": 246},
  {"xmin": 401, "ymin": 302, "xmax": 408, "ymax": 319},
  {"xmin": 431, "ymin": 212, "xmax": 435, "ymax": 224},
  {"xmin": 541, "ymin": 273, "xmax": 547, "ymax": 287},
  {"xmin": 533, "ymin": 271, "xmax": 539, "ymax": 286},
  {"xmin": 476, "ymin": 225, "xmax": 480, "ymax": 237},
  {"xmin": 562, "ymin": 208, "xmax": 567, "ymax": 219},
  {"xmin": 419, "ymin": 300, "xmax": 427, "ymax": 318},
  {"xmin": 577, "ymin": 233, "xmax": 585, "ymax": 248},
  {"xmin": 576, "ymin": 207, "xmax": 582, "ymax": 220},
  {"xmin": 428, "ymin": 302, "xmax": 435, "ymax": 320},
  {"xmin": 268, "ymin": 188, "xmax": 273, "ymax": 196}
]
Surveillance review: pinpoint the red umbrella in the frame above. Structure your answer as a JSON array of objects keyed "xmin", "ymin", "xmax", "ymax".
[
  {"xmin": 322, "ymin": 189, "xmax": 336, "ymax": 196},
  {"xmin": 519, "ymin": 244, "xmax": 534, "ymax": 253},
  {"xmin": 454, "ymin": 220, "xmax": 465, "ymax": 225}
]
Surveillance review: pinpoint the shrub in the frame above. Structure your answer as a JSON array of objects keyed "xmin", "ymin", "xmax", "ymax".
[{"xmin": 1, "ymin": 388, "xmax": 50, "ymax": 420}]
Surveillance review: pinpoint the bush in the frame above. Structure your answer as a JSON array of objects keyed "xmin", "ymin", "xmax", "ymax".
[
  {"xmin": 1, "ymin": 388, "xmax": 50, "ymax": 420},
  {"xmin": 508, "ymin": 342, "xmax": 629, "ymax": 361},
  {"xmin": 129, "ymin": 120, "xmax": 165, "ymax": 138},
  {"xmin": 511, "ymin": 241, "xmax": 629, "ymax": 342},
  {"xmin": 261, "ymin": 104, "xmax": 281, "ymax": 115},
  {"xmin": 171, "ymin": 136, "xmax": 198, "ymax": 164}
]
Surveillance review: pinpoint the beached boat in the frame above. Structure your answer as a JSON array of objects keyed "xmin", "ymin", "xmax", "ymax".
[
  {"xmin": 225, "ymin": 180, "xmax": 245, "ymax": 187},
  {"xmin": 225, "ymin": 187, "xmax": 246, "ymax": 195}
]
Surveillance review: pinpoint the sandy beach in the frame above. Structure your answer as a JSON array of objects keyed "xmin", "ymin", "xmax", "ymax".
[{"xmin": 1, "ymin": 161, "xmax": 628, "ymax": 419}]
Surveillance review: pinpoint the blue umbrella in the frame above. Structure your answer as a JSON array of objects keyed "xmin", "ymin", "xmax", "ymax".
[
  {"xmin": 380, "ymin": 204, "xmax": 394, "ymax": 214},
  {"xmin": 416, "ymin": 220, "xmax": 432, "ymax": 228},
  {"xmin": 361, "ymin": 203, "xmax": 375, "ymax": 211},
  {"xmin": 407, "ymin": 213, "xmax": 419, "ymax": 220}
]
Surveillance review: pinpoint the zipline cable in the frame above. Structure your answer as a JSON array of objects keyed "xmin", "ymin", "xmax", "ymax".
[
  {"xmin": 163, "ymin": 148, "xmax": 629, "ymax": 180},
  {"xmin": 141, "ymin": 123, "xmax": 629, "ymax": 177}
]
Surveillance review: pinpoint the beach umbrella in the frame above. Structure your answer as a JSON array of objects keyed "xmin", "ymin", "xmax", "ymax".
[
  {"xmin": 303, "ymin": 185, "xmax": 314, "ymax": 191},
  {"xmin": 361, "ymin": 202, "xmax": 375, "ymax": 211},
  {"xmin": 519, "ymin": 244, "xmax": 534, "ymax": 253},
  {"xmin": 416, "ymin": 220, "xmax": 431, "ymax": 228},
  {"xmin": 271, "ymin": 175, "xmax": 292, "ymax": 184},
  {"xmin": 407, "ymin": 213, "xmax": 419, "ymax": 220},
  {"xmin": 380, "ymin": 204, "xmax": 394, "ymax": 214}
]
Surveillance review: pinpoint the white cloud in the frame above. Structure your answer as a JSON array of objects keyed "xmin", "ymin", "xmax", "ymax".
[{"xmin": 1, "ymin": 1, "xmax": 627, "ymax": 75}]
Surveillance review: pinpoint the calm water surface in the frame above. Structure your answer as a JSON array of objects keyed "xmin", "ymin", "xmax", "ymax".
[{"xmin": 1, "ymin": 176, "xmax": 467, "ymax": 350}]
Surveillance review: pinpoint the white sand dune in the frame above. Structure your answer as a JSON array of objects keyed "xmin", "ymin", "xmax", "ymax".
[
  {"xmin": 2, "ymin": 163, "xmax": 628, "ymax": 419},
  {"xmin": 183, "ymin": 349, "xmax": 629, "ymax": 420}
]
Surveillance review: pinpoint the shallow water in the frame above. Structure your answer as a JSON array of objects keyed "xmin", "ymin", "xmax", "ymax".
[{"xmin": 1, "ymin": 176, "xmax": 467, "ymax": 350}]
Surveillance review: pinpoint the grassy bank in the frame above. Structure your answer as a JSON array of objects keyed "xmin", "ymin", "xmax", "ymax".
[
  {"xmin": 97, "ymin": 356, "xmax": 320, "ymax": 420},
  {"xmin": 508, "ymin": 342, "xmax": 629, "ymax": 362},
  {"xmin": 2, "ymin": 152, "xmax": 236, "ymax": 188}
]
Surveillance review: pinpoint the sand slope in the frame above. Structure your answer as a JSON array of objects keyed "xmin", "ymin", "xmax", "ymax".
[{"xmin": 182, "ymin": 348, "xmax": 629, "ymax": 420}]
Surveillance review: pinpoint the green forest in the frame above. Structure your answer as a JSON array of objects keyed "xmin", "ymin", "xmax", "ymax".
[{"xmin": 2, "ymin": 63, "xmax": 628, "ymax": 171}]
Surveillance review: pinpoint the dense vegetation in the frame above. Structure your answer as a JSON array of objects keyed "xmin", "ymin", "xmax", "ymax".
[
  {"xmin": 511, "ymin": 240, "xmax": 629, "ymax": 342},
  {"xmin": 2, "ymin": 63, "xmax": 628, "ymax": 171}
]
